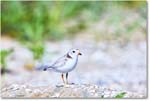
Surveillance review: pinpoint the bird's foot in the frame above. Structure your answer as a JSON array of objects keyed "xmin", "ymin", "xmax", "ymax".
[
  {"xmin": 63, "ymin": 82, "xmax": 75, "ymax": 88},
  {"xmin": 63, "ymin": 84, "xmax": 70, "ymax": 87},
  {"xmin": 56, "ymin": 84, "xmax": 64, "ymax": 88}
]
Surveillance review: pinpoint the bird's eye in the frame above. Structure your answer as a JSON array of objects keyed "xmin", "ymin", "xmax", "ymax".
[{"xmin": 72, "ymin": 51, "xmax": 75, "ymax": 53}]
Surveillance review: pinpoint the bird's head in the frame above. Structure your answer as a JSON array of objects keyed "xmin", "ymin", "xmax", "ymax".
[{"xmin": 67, "ymin": 49, "xmax": 82, "ymax": 58}]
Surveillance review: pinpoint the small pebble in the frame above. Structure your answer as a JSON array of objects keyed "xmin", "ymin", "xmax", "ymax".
[
  {"xmin": 104, "ymin": 91, "xmax": 111, "ymax": 95},
  {"xmin": 21, "ymin": 85, "xmax": 27, "ymax": 89},
  {"xmin": 25, "ymin": 89, "xmax": 32, "ymax": 93},
  {"xmin": 33, "ymin": 89, "xmax": 41, "ymax": 94},
  {"xmin": 11, "ymin": 84, "xmax": 20, "ymax": 91},
  {"xmin": 103, "ymin": 94, "xmax": 110, "ymax": 98},
  {"xmin": 90, "ymin": 89, "xmax": 96, "ymax": 93},
  {"xmin": 54, "ymin": 93, "xmax": 60, "ymax": 97}
]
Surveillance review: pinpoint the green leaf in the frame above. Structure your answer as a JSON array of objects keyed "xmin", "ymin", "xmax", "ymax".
[{"xmin": 115, "ymin": 92, "xmax": 126, "ymax": 98}]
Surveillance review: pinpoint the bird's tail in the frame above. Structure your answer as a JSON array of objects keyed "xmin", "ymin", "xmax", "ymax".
[{"xmin": 35, "ymin": 65, "xmax": 52, "ymax": 71}]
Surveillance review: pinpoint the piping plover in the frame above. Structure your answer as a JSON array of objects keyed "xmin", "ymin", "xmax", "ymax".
[{"xmin": 43, "ymin": 49, "xmax": 82, "ymax": 84}]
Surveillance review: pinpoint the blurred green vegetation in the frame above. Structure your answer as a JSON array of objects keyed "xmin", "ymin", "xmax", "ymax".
[
  {"xmin": 27, "ymin": 43, "xmax": 44, "ymax": 60},
  {"xmin": 1, "ymin": 1, "xmax": 146, "ymax": 41},
  {"xmin": 1, "ymin": 1, "xmax": 104, "ymax": 41},
  {"xmin": 1, "ymin": 1, "xmax": 147, "ymax": 60},
  {"xmin": 0, "ymin": 49, "xmax": 13, "ymax": 69}
]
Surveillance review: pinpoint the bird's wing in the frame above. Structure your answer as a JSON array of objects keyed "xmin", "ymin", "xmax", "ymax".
[{"xmin": 51, "ymin": 55, "xmax": 68, "ymax": 68}]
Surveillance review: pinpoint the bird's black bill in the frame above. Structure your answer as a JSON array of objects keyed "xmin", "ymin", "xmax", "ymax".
[{"xmin": 78, "ymin": 52, "xmax": 82, "ymax": 55}]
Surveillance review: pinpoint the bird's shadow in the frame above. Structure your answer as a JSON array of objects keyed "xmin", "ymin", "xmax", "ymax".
[{"xmin": 56, "ymin": 83, "xmax": 75, "ymax": 88}]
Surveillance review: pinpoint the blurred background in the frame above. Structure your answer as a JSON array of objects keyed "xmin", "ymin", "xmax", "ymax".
[{"xmin": 1, "ymin": 1, "xmax": 147, "ymax": 96}]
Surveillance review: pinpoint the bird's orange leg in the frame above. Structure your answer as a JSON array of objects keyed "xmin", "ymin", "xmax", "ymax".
[{"xmin": 61, "ymin": 73, "xmax": 65, "ymax": 84}]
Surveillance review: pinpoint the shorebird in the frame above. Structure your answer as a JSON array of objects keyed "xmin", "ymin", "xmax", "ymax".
[{"xmin": 43, "ymin": 49, "xmax": 82, "ymax": 84}]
